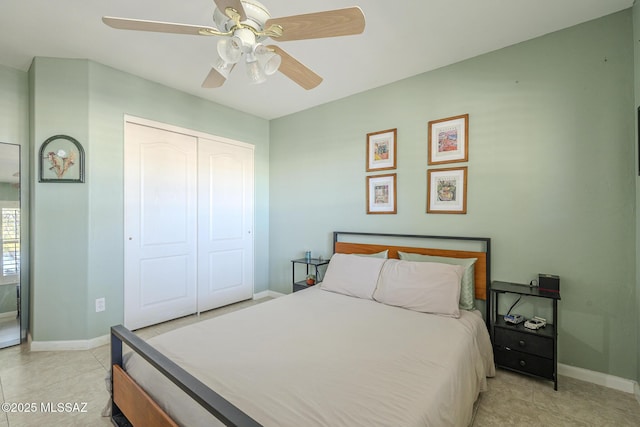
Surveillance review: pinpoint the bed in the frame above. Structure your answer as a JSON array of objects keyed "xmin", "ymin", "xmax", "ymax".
[{"xmin": 110, "ymin": 232, "xmax": 494, "ymax": 427}]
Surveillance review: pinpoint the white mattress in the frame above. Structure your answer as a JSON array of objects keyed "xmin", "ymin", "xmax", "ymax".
[{"xmin": 124, "ymin": 287, "xmax": 495, "ymax": 427}]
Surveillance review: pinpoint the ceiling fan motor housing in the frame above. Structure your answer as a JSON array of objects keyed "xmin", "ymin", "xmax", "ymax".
[{"xmin": 213, "ymin": 0, "xmax": 271, "ymax": 39}]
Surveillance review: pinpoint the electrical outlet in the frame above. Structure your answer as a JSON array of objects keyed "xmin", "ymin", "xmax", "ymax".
[{"xmin": 95, "ymin": 297, "xmax": 105, "ymax": 312}]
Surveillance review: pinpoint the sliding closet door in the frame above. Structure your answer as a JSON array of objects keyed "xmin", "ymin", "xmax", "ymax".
[
  {"xmin": 197, "ymin": 137, "xmax": 254, "ymax": 312},
  {"xmin": 124, "ymin": 123, "xmax": 198, "ymax": 330}
]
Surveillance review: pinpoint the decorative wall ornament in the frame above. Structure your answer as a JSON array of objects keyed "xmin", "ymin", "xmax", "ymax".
[{"xmin": 39, "ymin": 135, "xmax": 85, "ymax": 183}]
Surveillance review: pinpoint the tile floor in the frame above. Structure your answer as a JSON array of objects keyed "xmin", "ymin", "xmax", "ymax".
[{"xmin": 0, "ymin": 297, "xmax": 637, "ymax": 426}]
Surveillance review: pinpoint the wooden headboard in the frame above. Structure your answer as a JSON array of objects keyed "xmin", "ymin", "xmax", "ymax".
[{"xmin": 333, "ymin": 232, "xmax": 491, "ymax": 301}]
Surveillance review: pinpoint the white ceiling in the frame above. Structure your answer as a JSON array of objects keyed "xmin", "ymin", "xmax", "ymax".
[{"xmin": 0, "ymin": 0, "xmax": 633, "ymax": 120}]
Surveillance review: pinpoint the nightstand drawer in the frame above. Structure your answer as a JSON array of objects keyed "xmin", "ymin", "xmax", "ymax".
[
  {"xmin": 494, "ymin": 327, "xmax": 553, "ymax": 359},
  {"xmin": 494, "ymin": 346, "xmax": 554, "ymax": 379}
]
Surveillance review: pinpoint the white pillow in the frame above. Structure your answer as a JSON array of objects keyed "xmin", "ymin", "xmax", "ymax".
[
  {"xmin": 373, "ymin": 259, "xmax": 464, "ymax": 317},
  {"xmin": 319, "ymin": 253, "xmax": 386, "ymax": 299}
]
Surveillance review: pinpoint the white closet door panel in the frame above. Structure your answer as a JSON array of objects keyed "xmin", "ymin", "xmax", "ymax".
[
  {"xmin": 140, "ymin": 256, "xmax": 190, "ymax": 304},
  {"xmin": 209, "ymin": 154, "xmax": 243, "ymax": 240},
  {"xmin": 208, "ymin": 250, "xmax": 243, "ymax": 292},
  {"xmin": 140, "ymin": 143, "xmax": 192, "ymax": 246},
  {"xmin": 125, "ymin": 123, "xmax": 198, "ymax": 330},
  {"xmin": 197, "ymin": 138, "xmax": 254, "ymax": 312}
]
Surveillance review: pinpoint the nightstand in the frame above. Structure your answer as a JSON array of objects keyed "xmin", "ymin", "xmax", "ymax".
[
  {"xmin": 291, "ymin": 258, "xmax": 329, "ymax": 292},
  {"xmin": 490, "ymin": 280, "xmax": 561, "ymax": 390}
]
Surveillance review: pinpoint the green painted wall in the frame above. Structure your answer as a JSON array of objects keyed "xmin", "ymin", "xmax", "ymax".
[
  {"xmin": 270, "ymin": 11, "xmax": 636, "ymax": 379},
  {"xmin": 30, "ymin": 58, "xmax": 90, "ymax": 341},
  {"xmin": 29, "ymin": 58, "xmax": 270, "ymax": 342}
]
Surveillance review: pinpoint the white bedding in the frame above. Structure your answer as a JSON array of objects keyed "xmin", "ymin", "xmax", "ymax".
[{"xmin": 124, "ymin": 287, "xmax": 495, "ymax": 427}]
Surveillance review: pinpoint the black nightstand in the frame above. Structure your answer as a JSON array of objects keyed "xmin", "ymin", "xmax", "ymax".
[
  {"xmin": 490, "ymin": 280, "xmax": 561, "ymax": 390},
  {"xmin": 291, "ymin": 258, "xmax": 329, "ymax": 292}
]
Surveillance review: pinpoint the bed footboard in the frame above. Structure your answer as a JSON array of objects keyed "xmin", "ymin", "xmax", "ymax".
[{"xmin": 110, "ymin": 325, "xmax": 262, "ymax": 427}]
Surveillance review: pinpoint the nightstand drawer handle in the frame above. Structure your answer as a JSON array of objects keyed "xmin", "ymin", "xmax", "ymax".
[
  {"xmin": 518, "ymin": 340, "xmax": 526, "ymax": 347},
  {"xmin": 519, "ymin": 360, "xmax": 526, "ymax": 367}
]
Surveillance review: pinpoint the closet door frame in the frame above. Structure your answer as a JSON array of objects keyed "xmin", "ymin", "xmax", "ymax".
[{"xmin": 123, "ymin": 115, "xmax": 255, "ymax": 329}]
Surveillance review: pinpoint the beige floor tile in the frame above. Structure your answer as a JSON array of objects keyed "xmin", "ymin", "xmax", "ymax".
[
  {"xmin": 0, "ymin": 345, "xmax": 54, "ymax": 374},
  {"xmin": 533, "ymin": 386, "xmax": 640, "ymax": 427},
  {"xmin": 473, "ymin": 369, "xmax": 640, "ymax": 427},
  {"xmin": 4, "ymin": 367, "xmax": 110, "ymax": 427},
  {"xmin": 90, "ymin": 344, "xmax": 110, "ymax": 371},
  {"xmin": 1, "ymin": 350, "xmax": 103, "ymax": 400}
]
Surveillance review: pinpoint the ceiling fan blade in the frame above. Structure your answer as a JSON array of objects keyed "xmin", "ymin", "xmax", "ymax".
[
  {"xmin": 213, "ymin": 0, "xmax": 247, "ymax": 21},
  {"xmin": 265, "ymin": 7, "xmax": 365, "ymax": 42},
  {"xmin": 202, "ymin": 66, "xmax": 235, "ymax": 88},
  {"xmin": 268, "ymin": 45, "xmax": 322, "ymax": 90},
  {"xmin": 102, "ymin": 16, "xmax": 218, "ymax": 36}
]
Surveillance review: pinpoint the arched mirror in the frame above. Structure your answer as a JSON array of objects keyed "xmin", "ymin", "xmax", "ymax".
[{"xmin": 0, "ymin": 143, "xmax": 20, "ymax": 348}]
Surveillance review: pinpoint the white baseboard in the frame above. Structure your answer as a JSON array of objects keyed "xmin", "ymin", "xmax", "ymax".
[
  {"xmin": 253, "ymin": 290, "xmax": 285, "ymax": 299},
  {"xmin": 29, "ymin": 333, "xmax": 109, "ymax": 352},
  {"xmin": 0, "ymin": 310, "xmax": 17, "ymax": 320},
  {"xmin": 558, "ymin": 363, "xmax": 638, "ymax": 394}
]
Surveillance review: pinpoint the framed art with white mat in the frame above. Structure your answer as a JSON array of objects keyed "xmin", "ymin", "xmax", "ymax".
[
  {"xmin": 366, "ymin": 128, "xmax": 397, "ymax": 172},
  {"xmin": 427, "ymin": 167, "xmax": 467, "ymax": 214},
  {"xmin": 366, "ymin": 173, "xmax": 396, "ymax": 214},
  {"xmin": 428, "ymin": 114, "xmax": 468, "ymax": 165}
]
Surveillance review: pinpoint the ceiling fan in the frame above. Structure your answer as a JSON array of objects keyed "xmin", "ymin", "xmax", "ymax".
[{"xmin": 103, "ymin": 0, "xmax": 365, "ymax": 90}]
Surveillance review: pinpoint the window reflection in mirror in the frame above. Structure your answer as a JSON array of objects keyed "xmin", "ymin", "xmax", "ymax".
[{"xmin": 0, "ymin": 142, "xmax": 20, "ymax": 348}]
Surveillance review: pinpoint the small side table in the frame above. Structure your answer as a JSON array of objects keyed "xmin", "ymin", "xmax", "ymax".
[
  {"xmin": 490, "ymin": 280, "xmax": 561, "ymax": 390},
  {"xmin": 291, "ymin": 258, "xmax": 329, "ymax": 292}
]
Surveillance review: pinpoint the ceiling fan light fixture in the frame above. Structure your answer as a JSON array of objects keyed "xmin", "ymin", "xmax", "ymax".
[
  {"xmin": 234, "ymin": 28, "xmax": 257, "ymax": 50},
  {"xmin": 213, "ymin": 58, "xmax": 234, "ymax": 78},
  {"xmin": 246, "ymin": 56, "xmax": 267, "ymax": 84},
  {"xmin": 262, "ymin": 53, "xmax": 281, "ymax": 76},
  {"xmin": 217, "ymin": 37, "xmax": 243, "ymax": 64},
  {"xmin": 254, "ymin": 44, "xmax": 281, "ymax": 75}
]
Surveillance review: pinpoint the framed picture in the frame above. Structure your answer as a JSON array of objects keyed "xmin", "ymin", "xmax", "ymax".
[
  {"xmin": 39, "ymin": 135, "xmax": 85, "ymax": 183},
  {"xmin": 427, "ymin": 167, "xmax": 467, "ymax": 214},
  {"xmin": 366, "ymin": 128, "xmax": 397, "ymax": 171},
  {"xmin": 428, "ymin": 114, "xmax": 468, "ymax": 165},
  {"xmin": 366, "ymin": 173, "xmax": 396, "ymax": 214}
]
